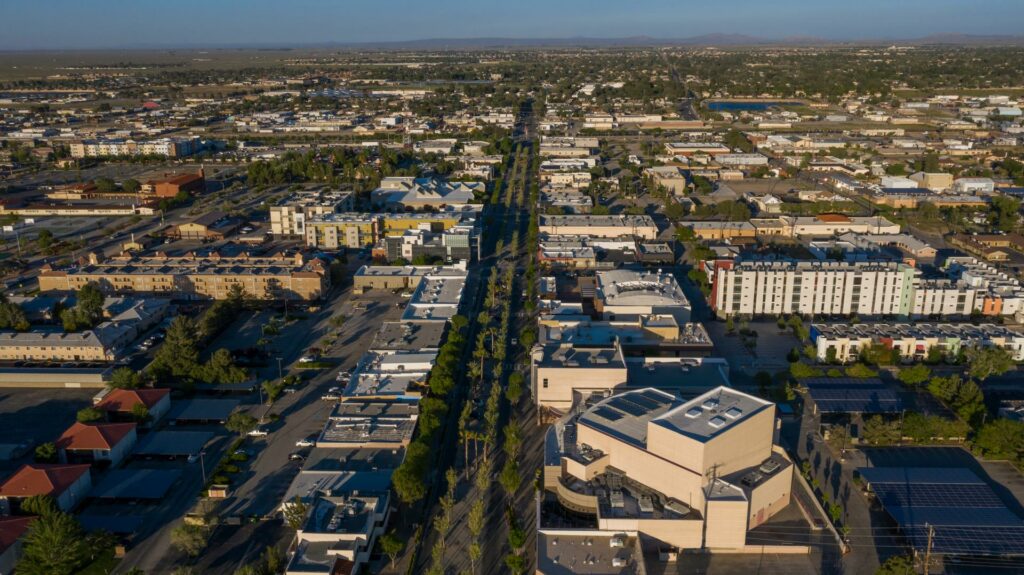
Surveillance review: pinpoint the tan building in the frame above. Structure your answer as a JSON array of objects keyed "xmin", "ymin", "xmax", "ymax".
[
  {"xmin": 532, "ymin": 344, "xmax": 629, "ymax": 411},
  {"xmin": 352, "ymin": 264, "xmax": 466, "ymax": 294},
  {"xmin": 305, "ymin": 214, "xmax": 378, "ymax": 249},
  {"xmin": 545, "ymin": 387, "xmax": 795, "ymax": 552},
  {"xmin": 539, "ymin": 215, "xmax": 659, "ymax": 240},
  {"xmin": 681, "ymin": 221, "xmax": 756, "ymax": 241},
  {"xmin": 39, "ymin": 252, "xmax": 328, "ymax": 301},
  {"xmin": 269, "ymin": 190, "xmax": 354, "ymax": 236}
]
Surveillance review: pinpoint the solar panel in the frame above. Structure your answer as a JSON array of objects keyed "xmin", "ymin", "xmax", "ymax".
[
  {"xmin": 639, "ymin": 389, "xmax": 673, "ymax": 406},
  {"xmin": 627, "ymin": 394, "xmax": 661, "ymax": 410},
  {"xmin": 608, "ymin": 397, "xmax": 648, "ymax": 417},
  {"xmin": 859, "ymin": 466, "xmax": 1024, "ymax": 556},
  {"xmin": 809, "ymin": 387, "xmax": 902, "ymax": 413},
  {"xmin": 592, "ymin": 406, "xmax": 624, "ymax": 422}
]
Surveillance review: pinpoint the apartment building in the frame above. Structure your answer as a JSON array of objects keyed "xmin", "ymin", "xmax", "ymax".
[
  {"xmin": 811, "ymin": 322, "xmax": 1024, "ymax": 363},
  {"xmin": 270, "ymin": 190, "xmax": 354, "ymax": 236},
  {"xmin": 39, "ymin": 252, "xmax": 328, "ymax": 301},
  {"xmin": 709, "ymin": 260, "xmax": 917, "ymax": 318},
  {"xmin": 70, "ymin": 137, "xmax": 203, "ymax": 159},
  {"xmin": 594, "ymin": 269, "xmax": 691, "ymax": 323},
  {"xmin": 304, "ymin": 214, "xmax": 378, "ymax": 249},
  {"xmin": 545, "ymin": 387, "xmax": 794, "ymax": 551}
]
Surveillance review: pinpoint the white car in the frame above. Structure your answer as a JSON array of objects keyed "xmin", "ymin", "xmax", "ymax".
[
  {"xmin": 247, "ymin": 427, "xmax": 269, "ymax": 437},
  {"xmin": 295, "ymin": 436, "xmax": 317, "ymax": 448}
]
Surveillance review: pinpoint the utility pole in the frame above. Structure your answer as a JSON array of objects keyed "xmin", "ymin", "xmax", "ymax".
[{"xmin": 923, "ymin": 523, "xmax": 934, "ymax": 575}]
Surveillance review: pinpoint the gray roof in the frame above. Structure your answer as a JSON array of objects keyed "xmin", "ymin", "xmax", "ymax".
[
  {"xmin": 369, "ymin": 321, "xmax": 447, "ymax": 352},
  {"xmin": 167, "ymin": 399, "xmax": 240, "ymax": 422},
  {"xmin": 134, "ymin": 431, "xmax": 213, "ymax": 456},
  {"xmin": 653, "ymin": 387, "xmax": 773, "ymax": 443},
  {"xmin": 90, "ymin": 469, "xmax": 182, "ymax": 499}
]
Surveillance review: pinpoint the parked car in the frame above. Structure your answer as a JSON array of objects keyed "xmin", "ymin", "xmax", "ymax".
[
  {"xmin": 288, "ymin": 453, "xmax": 305, "ymax": 462},
  {"xmin": 247, "ymin": 427, "xmax": 269, "ymax": 438},
  {"xmin": 295, "ymin": 435, "xmax": 317, "ymax": 448}
]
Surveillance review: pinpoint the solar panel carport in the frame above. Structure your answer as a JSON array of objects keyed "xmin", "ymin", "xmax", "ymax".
[
  {"xmin": 859, "ymin": 466, "xmax": 1024, "ymax": 556},
  {"xmin": 134, "ymin": 431, "xmax": 213, "ymax": 457},
  {"xmin": 90, "ymin": 469, "xmax": 182, "ymax": 500},
  {"xmin": 804, "ymin": 378, "xmax": 902, "ymax": 414}
]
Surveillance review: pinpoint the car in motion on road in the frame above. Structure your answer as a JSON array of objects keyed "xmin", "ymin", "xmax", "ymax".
[
  {"xmin": 295, "ymin": 435, "xmax": 317, "ymax": 447},
  {"xmin": 247, "ymin": 426, "xmax": 269, "ymax": 437}
]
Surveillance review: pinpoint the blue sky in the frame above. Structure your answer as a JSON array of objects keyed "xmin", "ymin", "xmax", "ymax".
[{"xmin": 1, "ymin": 0, "xmax": 1021, "ymax": 49}]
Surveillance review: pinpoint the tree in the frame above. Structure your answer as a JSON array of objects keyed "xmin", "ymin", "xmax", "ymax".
[
  {"xmin": 283, "ymin": 496, "xmax": 309, "ymax": 530},
  {"xmin": 0, "ymin": 298, "xmax": 30, "ymax": 331},
  {"xmin": 61, "ymin": 283, "xmax": 105, "ymax": 331},
  {"xmin": 94, "ymin": 177, "xmax": 116, "ymax": 193},
  {"xmin": 76, "ymin": 406, "xmax": 103, "ymax": 423},
  {"xmin": 152, "ymin": 316, "xmax": 201, "ymax": 381},
  {"xmin": 131, "ymin": 403, "xmax": 151, "ymax": 424},
  {"xmin": 973, "ymin": 419, "xmax": 1024, "ymax": 464},
  {"xmin": 36, "ymin": 229, "xmax": 54, "ymax": 251},
  {"xmin": 16, "ymin": 511, "xmax": 91, "ymax": 575},
  {"xmin": 990, "ymin": 195, "xmax": 1021, "ymax": 232},
  {"xmin": 897, "ymin": 364, "xmax": 931, "ymax": 387},
  {"xmin": 790, "ymin": 361, "xmax": 823, "ymax": 379},
  {"xmin": 965, "ymin": 346, "xmax": 1015, "ymax": 382},
  {"xmin": 861, "ymin": 416, "xmax": 901, "ymax": 446},
  {"xmin": 875, "ymin": 555, "xmax": 915, "ymax": 575},
  {"xmin": 225, "ymin": 412, "xmax": 258, "ymax": 435},
  {"xmin": 379, "ymin": 531, "xmax": 404, "ymax": 569},
  {"xmin": 200, "ymin": 348, "xmax": 247, "ymax": 384},
  {"xmin": 122, "ymin": 179, "xmax": 141, "ymax": 194},
  {"xmin": 170, "ymin": 524, "xmax": 208, "ymax": 557},
  {"xmin": 19, "ymin": 495, "xmax": 58, "ymax": 518},
  {"xmin": 108, "ymin": 367, "xmax": 143, "ymax": 389},
  {"xmin": 845, "ymin": 363, "xmax": 878, "ymax": 378},
  {"xmin": 499, "ymin": 460, "xmax": 521, "ymax": 496},
  {"xmin": 34, "ymin": 442, "xmax": 56, "ymax": 463}
]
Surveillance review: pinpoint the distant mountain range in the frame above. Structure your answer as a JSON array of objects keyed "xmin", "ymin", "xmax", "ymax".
[{"xmin": 317, "ymin": 33, "xmax": 1024, "ymax": 49}]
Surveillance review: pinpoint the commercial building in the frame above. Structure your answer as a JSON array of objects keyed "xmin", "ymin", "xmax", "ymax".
[
  {"xmin": 317, "ymin": 402, "xmax": 418, "ymax": 448},
  {"xmin": 286, "ymin": 492, "xmax": 389, "ymax": 575},
  {"xmin": 545, "ymin": 387, "xmax": 794, "ymax": 551},
  {"xmin": 539, "ymin": 215, "xmax": 659, "ymax": 240},
  {"xmin": 352, "ymin": 264, "xmax": 466, "ymax": 294},
  {"xmin": 370, "ymin": 177, "xmax": 483, "ymax": 209},
  {"xmin": 594, "ymin": 269, "xmax": 691, "ymax": 324},
  {"xmin": 270, "ymin": 190, "xmax": 354, "ymax": 236},
  {"xmin": 171, "ymin": 210, "xmax": 243, "ymax": 240},
  {"xmin": 811, "ymin": 322, "xmax": 1024, "ymax": 363},
  {"xmin": 39, "ymin": 252, "xmax": 329, "ymax": 301},
  {"xmin": 143, "ymin": 171, "xmax": 205, "ymax": 198}
]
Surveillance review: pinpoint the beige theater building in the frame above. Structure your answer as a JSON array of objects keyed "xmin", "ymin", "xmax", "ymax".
[{"xmin": 544, "ymin": 386, "xmax": 796, "ymax": 553}]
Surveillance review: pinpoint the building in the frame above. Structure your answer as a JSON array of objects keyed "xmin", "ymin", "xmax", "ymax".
[
  {"xmin": 70, "ymin": 137, "xmax": 203, "ymax": 159},
  {"xmin": 545, "ymin": 387, "xmax": 794, "ymax": 551},
  {"xmin": 317, "ymin": 402, "xmax": 418, "ymax": 448},
  {"xmin": 55, "ymin": 422, "xmax": 137, "ymax": 468},
  {"xmin": 709, "ymin": 259, "xmax": 916, "ymax": 318},
  {"xmin": 286, "ymin": 492, "xmax": 389, "ymax": 575},
  {"xmin": 270, "ymin": 190, "xmax": 354, "ymax": 236},
  {"xmin": 143, "ymin": 171, "xmax": 205, "ymax": 198},
  {"xmin": 305, "ymin": 214, "xmax": 378, "ymax": 249},
  {"xmin": 0, "ymin": 516, "xmax": 34, "ymax": 575},
  {"xmin": 811, "ymin": 322, "xmax": 1024, "ymax": 363},
  {"xmin": 909, "ymin": 172, "xmax": 954, "ymax": 191},
  {"xmin": 532, "ymin": 344, "xmax": 628, "ymax": 411},
  {"xmin": 594, "ymin": 269, "xmax": 691, "ymax": 323},
  {"xmin": 95, "ymin": 388, "xmax": 171, "ymax": 424},
  {"xmin": 352, "ymin": 264, "xmax": 466, "ymax": 294},
  {"xmin": 39, "ymin": 252, "xmax": 328, "ymax": 301},
  {"xmin": 0, "ymin": 463, "xmax": 92, "ymax": 513},
  {"xmin": 0, "ymin": 298, "xmax": 169, "ymax": 363},
  {"xmin": 370, "ymin": 177, "xmax": 483, "ymax": 209},
  {"xmin": 172, "ymin": 210, "xmax": 243, "ymax": 240},
  {"xmin": 680, "ymin": 221, "xmax": 756, "ymax": 241},
  {"xmin": 539, "ymin": 215, "xmax": 659, "ymax": 240}
]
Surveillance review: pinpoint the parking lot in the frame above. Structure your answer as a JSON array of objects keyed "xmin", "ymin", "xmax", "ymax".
[{"xmin": 0, "ymin": 387, "xmax": 96, "ymax": 472}]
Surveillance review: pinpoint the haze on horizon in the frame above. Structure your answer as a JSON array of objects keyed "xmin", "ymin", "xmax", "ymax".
[{"xmin": 1, "ymin": 0, "xmax": 1023, "ymax": 50}]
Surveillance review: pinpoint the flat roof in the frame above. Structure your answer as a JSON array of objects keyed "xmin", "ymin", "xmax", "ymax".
[
  {"xmin": 536, "ymin": 531, "xmax": 644, "ymax": 575},
  {"xmin": 578, "ymin": 388, "xmax": 678, "ymax": 447},
  {"xmin": 134, "ymin": 431, "xmax": 212, "ymax": 457},
  {"xmin": 653, "ymin": 387, "xmax": 773, "ymax": 443},
  {"xmin": 369, "ymin": 321, "xmax": 447, "ymax": 352},
  {"xmin": 302, "ymin": 447, "xmax": 407, "ymax": 472},
  {"xmin": 90, "ymin": 469, "xmax": 182, "ymax": 500},
  {"xmin": 281, "ymin": 469, "xmax": 393, "ymax": 504},
  {"xmin": 537, "ymin": 344, "xmax": 626, "ymax": 370}
]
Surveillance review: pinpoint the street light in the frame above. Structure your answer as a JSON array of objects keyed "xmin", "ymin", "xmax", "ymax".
[
  {"xmin": 276, "ymin": 357, "xmax": 284, "ymax": 381},
  {"xmin": 199, "ymin": 450, "xmax": 207, "ymax": 484}
]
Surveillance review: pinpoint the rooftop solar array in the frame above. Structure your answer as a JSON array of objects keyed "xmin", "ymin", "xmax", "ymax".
[
  {"xmin": 859, "ymin": 467, "xmax": 1024, "ymax": 556},
  {"xmin": 806, "ymin": 379, "xmax": 902, "ymax": 414}
]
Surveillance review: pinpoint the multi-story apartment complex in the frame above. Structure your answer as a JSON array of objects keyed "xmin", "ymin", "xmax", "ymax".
[
  {"xmin": 811, "ymin": 322, "xmax": 1024, "ymax": 363},
  {"xmin": 709, "ymin": 257, "xmax": 1024, "ymax": 319},
  {"xmin": 538, "ymin": 214, "xmax": 659, "ymax": 240},
  {"xmin": 304, "ymin": 214, "xmax": 378, "ymax": 249},
  {"xmin": 270, "ymin": 190, "xmax": 353, "ymax": 236},
  {"xmin": 39, "ymin": 252, "xmax": 328, "ymax": 301},
  {"xmin": 70, "ymin": 137, "xmax": 203, "ymax": 159}
]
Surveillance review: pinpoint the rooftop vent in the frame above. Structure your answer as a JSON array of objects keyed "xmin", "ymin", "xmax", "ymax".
[
  {"xmin": 724, "ymin": 407, "xmax": 743, "ymax": 419},
  {"xmin": 708, "ymin": 416, "xmax": 727, "ymax": 428},
  {"xmin": 702, "ymin": 398, "xmax": 719, "ymax": 410},
  {"xmin": 685, "ymin": 408, "xmax": 702, "ymax": 419}
]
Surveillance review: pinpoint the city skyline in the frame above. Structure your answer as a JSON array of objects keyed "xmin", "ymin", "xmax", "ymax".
[{"xmin": 2, "ymin": 0, "xmax": 1023, "ymax": 50}]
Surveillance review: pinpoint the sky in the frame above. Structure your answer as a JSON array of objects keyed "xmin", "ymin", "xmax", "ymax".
[{"xmin": 1, "ymin": 0, "xmax": 1022, "ymax": 50}]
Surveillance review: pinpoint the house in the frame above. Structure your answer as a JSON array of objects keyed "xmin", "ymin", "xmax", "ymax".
[
  {"xmin": 0, "ymin": 516, "xmax": 34, "ymax": 575},
  {"xmin": 0, "ymin": 464, "xmax": 92, "ymax": 513},
  {"xmin": 95, "ymin": 388, "xmax": 171, "ymax": 424},
  {"xmin": 55, "ymin": 422, "xmax": 137, "ymax": 468}
]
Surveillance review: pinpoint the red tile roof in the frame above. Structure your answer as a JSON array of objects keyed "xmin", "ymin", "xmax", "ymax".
[
  {"xmin": 56, "ymin": 422, "xmax": 136, "ymax": 451},
  {"xmin": 0, "ymin": 516, "xmax": 34, "ymax": 552},
  {"xmin": 96, "ymin": 388, "xmax": 169, "ymax": 413},
  {"xmin": 0, "ymin": 464, "xmax": 90, "ymax": 499}
]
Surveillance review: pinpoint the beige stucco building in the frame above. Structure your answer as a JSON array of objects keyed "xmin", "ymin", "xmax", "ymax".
[
  {"xmin": 39, "ymin": 252, "xmax": 328, "ymax": 301},
  {"xmin": 544, "ymin": 387, "xmax": 795, "ymax": 553}
]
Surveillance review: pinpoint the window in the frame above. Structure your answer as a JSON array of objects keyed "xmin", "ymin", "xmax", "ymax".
[{"xmin": 543, "ymin": 379, "xmax": 549, "ymax": 389}]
